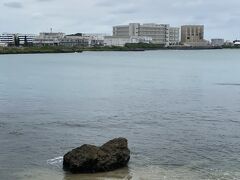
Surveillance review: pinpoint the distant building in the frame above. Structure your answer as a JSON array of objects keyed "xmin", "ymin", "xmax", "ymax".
[
  {"xmin": 0, "ymin": 33, "xmax": 37, "ymax": 46},
  {"xmin": 60, "ymin": 35, "xmax": 89, "ymax": 47},
  {"xmin": 181, "ymin": 25, "xmax": 208, "ymax": 46},
  {"xmin": 169, "ymin": 27, "xmax": 180, "ymax": 45},
  {"xmin": 104, "ymin": 36, "xmax": 130, "ymax": 47},
  {"xmin": 104, "ymin": 36, "xmax": 152, "ymax": 47},
  {"xmin": 211, "ymin": 39, "xmax": 224, "ymax": 46},
  {"xmin": 59, "ymin": 33, "xmax": 105, "ymax": 47},
  {"xmin": 0, "ymin": 33, "xmax": 15, "ymax": 46},
  {"xmin": 16, "ymin": 34, "xmax": 37, "ymax": 45},
  {"xmin": 113, "ymin": 23, "xmax": 170, "ymax": 46},
  {"xmin": 34, "ymin": 32, "xmax": 65, "ymax": 46},
  {"xmin": 233, "ymin": 40, "xmax": 240, "ymax": 46},
  {"xmin": 224, "ymin": 40, "xmax": 234, "ymax": 46},
  {"xmin": 82, "ymin": 34, "xmax": 105, "ymax": 46}
]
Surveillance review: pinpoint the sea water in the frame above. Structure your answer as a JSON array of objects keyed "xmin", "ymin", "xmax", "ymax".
[{"xmin": 1, "ymin": 50, "xmax": 240, "ymax": 180}]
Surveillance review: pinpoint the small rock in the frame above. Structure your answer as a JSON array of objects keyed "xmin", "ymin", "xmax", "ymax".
[{"xmin": 63, "ymin": 138, "xmax": 130, "ymax": 173}]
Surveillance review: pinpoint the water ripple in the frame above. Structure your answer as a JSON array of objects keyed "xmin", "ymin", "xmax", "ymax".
[
  {"xmin": 8, "ymin": 130, "xmax": 24, "ymax": 136},
  {"xmin": 216, "ymin": 83, "xmax": 240, "ymax": 86}
]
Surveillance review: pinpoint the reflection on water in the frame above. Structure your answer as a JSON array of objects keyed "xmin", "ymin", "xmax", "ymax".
[
  {"xmin": 15, "ymin": 165, "xmax": 240, "ymax": 180},
  {"xmin": 64, "ymin": 168, "xmax": 132, "ymax": 180},
  {"xmin": 216, "ymin": 83, "xmax": 240, "ymax": 86},
  {"xmin": 15, "ymin": 156, "xmax": 240, "ymax": 180},
  {"xmin": 16, "ymin": 167, "xmax": 131, "ymax": 180}
]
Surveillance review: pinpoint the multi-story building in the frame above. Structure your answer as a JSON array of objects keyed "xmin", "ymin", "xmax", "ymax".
[
  {"xmin": 0, "ymin": 33, "xmax": 37, "ymax": 46},
  {"xmin": 113, "ymin": 23, "xmax": 170, "ymax": 45},
  {"xmin": 211, "ymin": 39, "xmax": 224, "ymax": 47},
  {"xmin": 82, "ymin": 34, "xmax": 105, "ymax": 46},
  {"xmin": 34, "ymin": 32, "xmax": 65, "ymax": 46},
  {"xmin": 60, "ymin": 35, "xmax": 89, "ymax": 47},
  {"xmin": 140, "ymin": 24, "xmax": 169, "ymax": 45},
  {"xmin": 0, "ymin": 33, "xmax": 15, "ymax": 46},
  {"xmin": 181, "ymin": 25, "xmax": 208, "ymax": 46},
  {"xmin": 59, "ymin": 33, "xmax": 106, "ymax": 47},
  {"xmin": 16, "ymin": 34, "xmax": 37, "ymax": 45},
  {"xmin": 169, "ymin": 27, "xmax": 180, "ymax": 45},
  {"xmin": 113, "ymin": 25, "xmax": 131, "ymax": 37},
  {"xmin": 34, "ymin": 32, "xmax": 106, "ymax": 47}
]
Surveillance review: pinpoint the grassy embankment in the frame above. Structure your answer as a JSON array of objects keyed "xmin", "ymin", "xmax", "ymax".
[
  {"xmin": 222, "ymin": 45, "xmax": 240, "ymax": 49},
  {"xmin": 0, "ymin": 46, "xmax": 83, "ymax": 54},
  {"xmin": 80, "ymin": 43, "xmax": 165, "ymax": 51},
  {"xmin": 0, "ymin": 43, "xmax": 166, "ymax": 54},
  {"xmin": 1, "ymin": 43, "xmax": 239, "ymax": 54}
]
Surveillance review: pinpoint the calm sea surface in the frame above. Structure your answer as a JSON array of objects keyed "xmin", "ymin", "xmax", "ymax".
[{"xmin": 1, "ymin": 50, "xmax": 240, "ymax": 180}]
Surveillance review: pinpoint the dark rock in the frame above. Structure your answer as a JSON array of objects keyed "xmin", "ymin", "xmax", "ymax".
[{"xmin": 63, "ymin": 138, "xmax": 130, "ymax": 173}]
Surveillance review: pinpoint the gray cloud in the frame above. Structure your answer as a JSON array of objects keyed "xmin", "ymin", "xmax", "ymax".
[
  {"xmin": 3, "ymin": 2, "xmax": 23, "ymax": 8},
  {"xmin": 1, "ymin": 0, "xmax": 240, "ymax": 40}
]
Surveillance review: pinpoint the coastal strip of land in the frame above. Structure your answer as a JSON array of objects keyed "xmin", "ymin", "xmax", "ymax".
[
  {"xmin": 1, "ymin": 43, "xmax": 240, "ymax": 55},
  {"xmin": 0, "ymin": 46, "xmax": 83, "ymax": 55}
]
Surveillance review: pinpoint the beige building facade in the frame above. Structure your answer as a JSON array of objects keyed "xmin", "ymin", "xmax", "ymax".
[{"xmin": 181, "ymin": 25, "xmax": 205, "ymax": 46}]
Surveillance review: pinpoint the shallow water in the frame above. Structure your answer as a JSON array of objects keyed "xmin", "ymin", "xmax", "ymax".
[{"xmin": 1, "ymin": 50, "xmax": 240, "ymax": 180}]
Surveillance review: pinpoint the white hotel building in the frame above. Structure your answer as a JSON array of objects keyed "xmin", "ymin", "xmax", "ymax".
[
  {"xmin": 105, "ymin": 23, "xmax": 180, "ymax": 46},
  {"xmin": 113, "ymin": 23, "xmax": 170, "ymax": 45},
  {"xmin": 33, "ymin": 32, "xmax": 65, "ymax": 46},
  {"xmin": 0, "ymin": 33, "xmax": 37, "ymax": 46},
  {"xmin": 0, "ymin": 33, "xmax": 15, "ymax": 46},
  {"xmin": 17, "ymin": 34, "xmax": 37, "ymax": 45}
]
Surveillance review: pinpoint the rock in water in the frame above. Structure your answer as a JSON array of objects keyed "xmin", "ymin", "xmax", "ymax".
[{"xmin": 63, "ymin": 138, "xmax": 130, "ymax": 173}]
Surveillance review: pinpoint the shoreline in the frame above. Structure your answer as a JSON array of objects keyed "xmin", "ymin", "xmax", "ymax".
[
  {"xmin": 0, "ymin": 46, "xmax": 239, "ymax": 55},
  {"xmin": 0, "ymin": 47, "xmax": 83, "ymax": 55}
]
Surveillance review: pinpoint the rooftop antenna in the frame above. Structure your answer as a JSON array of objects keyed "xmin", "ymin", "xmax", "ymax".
[{"xmin": 50, "ymin": 28, "xmax": 53, "ymax": 33}]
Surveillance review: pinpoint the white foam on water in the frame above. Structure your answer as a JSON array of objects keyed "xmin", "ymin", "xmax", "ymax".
[
  {"xmin": 47, "ymin": 156, "xmax": 63, "ymax": 168},
  {"xmin": 47, "ymin": 156, "xmax": 63, "ymax": 164}
]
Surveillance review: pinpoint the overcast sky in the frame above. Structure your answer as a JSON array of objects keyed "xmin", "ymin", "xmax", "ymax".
[{"xmin": 1, "ymin": 0, "xmax": 240, "ymax": 40}]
